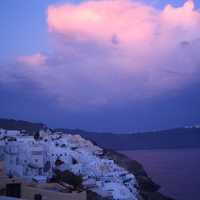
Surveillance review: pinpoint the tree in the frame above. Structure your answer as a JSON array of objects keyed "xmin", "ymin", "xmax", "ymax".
[
  {"xmin": 51, "ymin": 169, "xmax": 83, "ymax": 189},
  {"xmin": 34, "ymin": 131, "xmax": 40, "ymax": 140}
]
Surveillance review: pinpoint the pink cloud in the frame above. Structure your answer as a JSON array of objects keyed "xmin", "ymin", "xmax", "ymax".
[
  {"xmin": 46, "ymin": 0, "xmax": 200, "ymax": 74},
  {"xmin": 47, "ymin": 0, "xmax": 200, "ymax": 45},
  {"xmin": 17, "ymin": 53, "xmax": 47, "ymax": 66},
  {"xmin": 47, "ymin": 0, "xmax": 157, "ymax": 46},
  {"xmin": 47, "ymin": 0, "xmax": 200, "ymax": 93},
  {"xmin": 1, "ymin": 0, "xmax": 200, "ymax": 109}
]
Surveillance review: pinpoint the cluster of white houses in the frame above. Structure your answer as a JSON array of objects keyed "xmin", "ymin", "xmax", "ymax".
[{"xmin": 0, "ymin": 128, "xmax": 139, "ymax": 200}]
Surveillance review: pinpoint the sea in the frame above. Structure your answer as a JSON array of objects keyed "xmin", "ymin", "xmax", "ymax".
[{"xmin": 120, "ymin": 148, "xmax": 200, "ymax": 200}]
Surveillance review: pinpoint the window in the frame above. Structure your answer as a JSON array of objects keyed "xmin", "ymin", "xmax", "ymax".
[
  {"xmin": 32, "ymin": 151, "xmax": 42, "ymax": 155},
  {"xmin": 39, "ymin": 168, "xmax": 42, "ymax": 175},
  {"xmin": 16, "ymin": 157, "xmax": 19, "ymax": 165}
]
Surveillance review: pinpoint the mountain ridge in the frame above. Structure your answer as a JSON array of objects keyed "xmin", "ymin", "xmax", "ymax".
[{"xmin": 0, "ymin": 118, "xmax": 200, "ymax": 150}]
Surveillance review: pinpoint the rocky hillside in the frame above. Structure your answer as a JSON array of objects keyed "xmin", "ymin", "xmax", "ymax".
[{"xmin": 103, "ymin": 150, "xmax": 174, "ymax": 200}]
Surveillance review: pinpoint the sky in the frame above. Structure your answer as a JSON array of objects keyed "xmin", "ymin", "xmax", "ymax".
[{"xmin": 0, "ymin": 0, "xmax": 200, "ymax": 132}]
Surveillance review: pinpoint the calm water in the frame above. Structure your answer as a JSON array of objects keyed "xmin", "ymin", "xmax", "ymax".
[{"xmin": 120, "ymin": 148, "xmax": 200, "ymax": 200}]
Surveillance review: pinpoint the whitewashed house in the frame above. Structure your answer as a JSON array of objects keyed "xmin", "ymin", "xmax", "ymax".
[
  {"xmin": 5, "ymin": 130, "xmax": 21, "ymax": 137},
  {"xmin": 2, "ymin": 130, "xmax": 139, "ymax": 200},
  {"xmin": 4, "ymin": 139, "xmax": 51, "ymax": 180}
]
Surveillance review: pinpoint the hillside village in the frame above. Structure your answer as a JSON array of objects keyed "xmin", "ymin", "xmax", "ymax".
[{"xmin": 0, "ymin": 128, "xmax": 140, "ymax": 200}]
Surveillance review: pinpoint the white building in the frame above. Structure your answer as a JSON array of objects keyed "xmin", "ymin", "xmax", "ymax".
[
  {"xmin": 1, "ymin": 130, "xmax": 139, "ymax": 200},
  {"xmin": 4, "ymin": 140, "xmax": 50, "ymax": 180},
  {"xmin": 5, "ymin": 130, "xmax": 21, "ymax": 137}
]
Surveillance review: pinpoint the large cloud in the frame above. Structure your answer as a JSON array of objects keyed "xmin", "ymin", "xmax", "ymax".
[{"xmin": 1, "ymin": 0, "xmax": 200, "ymax": 109}]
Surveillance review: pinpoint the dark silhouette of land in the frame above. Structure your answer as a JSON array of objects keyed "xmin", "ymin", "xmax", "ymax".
[{"xmin": 1, "ymin": 118, "xmax": 200, "ymax": 150}]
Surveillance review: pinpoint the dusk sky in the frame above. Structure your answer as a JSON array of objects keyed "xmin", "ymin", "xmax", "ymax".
[{"xmin": 0, "ymin": 0, "xmax": 200, "ymax": 132}]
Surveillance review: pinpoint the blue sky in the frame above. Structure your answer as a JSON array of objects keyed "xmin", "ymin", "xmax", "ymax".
[{"xmin": 0, "ymin": 0, "xmax": 200, "ymax": 132}]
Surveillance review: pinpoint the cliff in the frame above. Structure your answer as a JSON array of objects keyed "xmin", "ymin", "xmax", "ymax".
[{"xmin": 103, "ymin": 150, "xmax": 174, "ymax": 200}]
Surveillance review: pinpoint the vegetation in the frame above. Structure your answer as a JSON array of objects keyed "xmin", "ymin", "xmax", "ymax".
[{"xmin": 51, "ymin": 169, "xmax": 83, "ymax": 190}]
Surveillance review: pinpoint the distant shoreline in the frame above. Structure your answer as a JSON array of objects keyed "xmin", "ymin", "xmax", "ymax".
[
  {"xmin": 117, "ymin": 146, "xmax": 200, "ymax": 151},
  {"xmin": 0, "ymin": 118, "xmax": 200, "ymax": 151}
]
